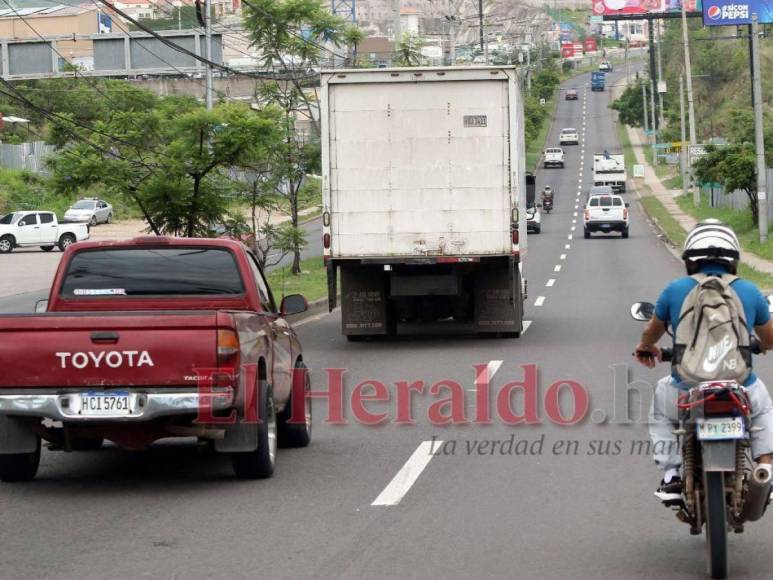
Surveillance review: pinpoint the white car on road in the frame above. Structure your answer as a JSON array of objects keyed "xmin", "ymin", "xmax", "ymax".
[
  {"xmin": 64, "ymin": 198, "xmax": 113, "ymax": 226},
  {"xmin": 583, "ymin": 194, "xmax": 629, "ymax": 239},
  {"xmin": 543, "ymin": 147, "xmax": 565, "ymax": 168},
  {"xmin": 559, "ymin": 128, "xmax": 579, "ymax": 145},
  {"xmin": 0, "ymin": 211, "xmax": 90, "ymax": 253},
  {"xmin": 526, "ymin": 205, "xmax": 542, "ymax": 234}
]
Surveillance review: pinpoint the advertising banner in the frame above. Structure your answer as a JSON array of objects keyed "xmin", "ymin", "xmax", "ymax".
[
  {"xmin": 702, "ymin": 1, "xmax": 773, "ymax": 25},
  {"xmin": 584, "ymin": 37, "xmax": 598, "ymax": 52},
  {"xmin": 592, "ymin": 1, "xmax": 702, "ymax": 16}
]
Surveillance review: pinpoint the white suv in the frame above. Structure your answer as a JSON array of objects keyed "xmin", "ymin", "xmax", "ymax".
[
  {"xmin": 583, "ymin": 194, "xmax": 629, "ymax": 239},
  {"xmin": 559, "ymin": 128, "xmax": 579, "ymax": 145},
  {"xmin": 543, "ymin": 147, "xmax": 565, "ymax": 168}
]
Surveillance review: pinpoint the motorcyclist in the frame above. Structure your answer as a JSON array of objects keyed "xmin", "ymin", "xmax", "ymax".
[
  {"xmin": 634, "ymin": 219, "xmax": 773, "ymax": 502},
  {"xmin": 541, "ymin": 186, "xmax": 553, "ymax": 205}
]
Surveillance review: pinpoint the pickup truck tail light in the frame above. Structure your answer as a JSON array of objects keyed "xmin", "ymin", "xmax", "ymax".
[
  {"xmin": 623, "ymin": 208, "xmax": 629, "ymax": 220},
  {"xmin": 584, "ymin": 209, "xmax": 590, "ymax": 221},
  {"xmin": 323, "ymin": 233, "xmax": 331, "ymax": 249},
  {"xmin": 217, "ymin": 329, "xmax": 240, "ymax": 369}
]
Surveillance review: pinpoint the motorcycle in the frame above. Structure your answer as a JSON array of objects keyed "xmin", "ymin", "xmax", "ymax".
[{"xmin": 631, "ymin": 301, "xmax": 772, "ymax": 579}]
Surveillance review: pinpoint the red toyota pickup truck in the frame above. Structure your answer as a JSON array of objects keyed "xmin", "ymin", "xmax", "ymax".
[{"xmin": 0, "ymin": 237, "xmax": 312, "ymax": 481}]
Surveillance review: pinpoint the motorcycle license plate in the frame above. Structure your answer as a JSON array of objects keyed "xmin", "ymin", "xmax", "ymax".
[
  {"xmin": 696, "ymin": 417, "xmax": 745, "ymax": 441},
  {"xmin": 79, "ymin": 391, "xmax": 132, "ymax": 416}
]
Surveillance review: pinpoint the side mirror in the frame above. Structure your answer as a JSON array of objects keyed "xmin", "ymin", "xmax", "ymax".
[
  {"xmin": 630, "ymin": 301, "xmax": 655, "ymax": 322},
  {"xmin": 18, "ymin": 221, "xmax": 26, "ymax": 227},
  {"xmin": 280, "ymin": 294, "xmax": 308, "ymax": 317},
  {"xmin": 35, "ymin": 299, "xmax": 48, "ymax": 313}
]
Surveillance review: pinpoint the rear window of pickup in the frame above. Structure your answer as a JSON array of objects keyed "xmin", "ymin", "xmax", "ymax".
[
  {"xmin": 588, "ymin": 196, "xmax": 622, "ymax": 207},
  {"xmin": 60, "ymin": 248, "xmax": 245, "ymax": 297}
]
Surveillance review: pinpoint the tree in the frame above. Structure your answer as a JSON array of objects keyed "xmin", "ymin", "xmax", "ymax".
[
  {"xmin": 610, "ymin": 80, "xmax": 646, "ymax": 128},
  {"xmin": 48, "ymin": 97, "xmax": 283, "ymax": 236},
  {"xmin": 242, "ymin": 0, "xmax": 362, "ymax": 137},
  {"xmin": 694, "ymin": 143, "xmax": 760, "ymax": 225},
  {"xmin": 531, "ymin": 69, "xmax": 560, "ymax": 102},
  {"xmin": 395, "ymin": 32, "xmax": 425, "ymax": 67}
]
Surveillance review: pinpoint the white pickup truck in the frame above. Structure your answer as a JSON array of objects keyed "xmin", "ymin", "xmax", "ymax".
[
  {"xmin": 543, "ymin": 147, "xmax": 565, "ymax": 168},
  {"xmin": 583, "ymin": 194, "xmax": 630, "ymax": 239},
  {"xmin": 0, "ymin": 210, "xmax": 90, "ymax": 253}
]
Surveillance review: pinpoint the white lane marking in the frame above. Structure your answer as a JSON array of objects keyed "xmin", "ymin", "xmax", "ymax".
[
  {"xmin": 554, "ymin": 264, "xmax": 562, "ymax": 272},
  {"xmin": 534, "ymin": 296, "xmax": 546, "ymax": 307},
  {"xmin": 579, "ymin": 171, "xmax": 583, "ymax": 177},
  {"xmin": 574, "ymin": 204, "xmax": 579, "ymax": 209},
  {"xmin": 573, "ymin": 211, "xmax": 578, "ymax": 217},
  {"xmin": 546, "ymin": 278, "xmax": 556, "ymax": 287},
  {"xmin": 572, "ymin": 219, "xmax": 577, "ymax": 224},
  {"xmin": 372, "ymin": 441, "xmax": 441, "ymax": 506},
  {"xmin": 568, "ymin": 234, "xmax": 573, "ymax": 240},
  {"xmin": 522, "ymin": 320, "xmax": 532, "ymax": 335},
  {"xmin": 560, "ymin": 254, "xmax": 567, "ymax": 260},
  {"xmin": 570, "ymin": 226, "xmax": 576, "ymax": 231},
  {"xmin": 565, "ymin": 244, "xmax": 571, "ymax": 249},
  {"xmin": 475, "ymin": 359, "xmax": 504, "ymax": 383}
]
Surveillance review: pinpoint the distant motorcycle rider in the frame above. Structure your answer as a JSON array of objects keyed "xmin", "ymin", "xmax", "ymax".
[{"xmin": 634, "ymin": 219, "xmax": 773, "ymax": 502}]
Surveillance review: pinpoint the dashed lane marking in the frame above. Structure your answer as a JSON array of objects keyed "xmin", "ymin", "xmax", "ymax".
[
  {"xmin": 372, "ymin": 441, "xmax": 442, "ymax": 507},
  {"xmin": 534, "ymin": 296, "xmax": 546, "ymax": 307},
  {"xmin": 546, "ymin": 278, "xmax": 556, "ymax": 287}
]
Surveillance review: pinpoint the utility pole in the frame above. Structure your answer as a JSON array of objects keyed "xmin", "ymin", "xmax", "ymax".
[
  {"xmin": 748, "ymin": 23, "xmax": 755, "ymax": 106},
  {"xmin": 392, "ymin": 0, "xmax": 401, "ymax": 49},
  {"xmin": 642, "ymin": 82, "xmax": 649, "ymax": 146},
  {"xmin": 655, "ymin": 19, "xmax": 665, "ymax": 129},
  {"xmin": 647, "ymin": 17, "xmax": 658, "ymax": 130},
  {"xmin": 625, "ymin": 39, "xmax": 630, "ymax": 85},
  {"xmin": 752, "ymin": 13, "xmax": 768, "ymax": 242},
  {"xmin": 680, "ymin": 75, "xmax": 690, "ymax": 201},
  {"xmin": 650, "ymin": 78, "xmax": 657, "ymax": 166},
  {"xmin": 526, "ymin": 47, "xmax": 531, "ymax": 94},
  {"xmin": 681, "ymin": 1, "xmax": 697, "ymax": 197},
  {"xmin": 478, "ymin": 0, "xmax": 484, "ymax": 54},
  {"xmin": 204, "ymin": 0, "xmax": 213, "ymax": 110}
]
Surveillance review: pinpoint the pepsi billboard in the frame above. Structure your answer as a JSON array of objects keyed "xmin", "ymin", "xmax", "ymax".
[{"xmin": 703, "ymin": 1, "xmax": 773, "ymax": 25}]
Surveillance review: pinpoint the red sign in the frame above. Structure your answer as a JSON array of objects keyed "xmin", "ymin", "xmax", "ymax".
[
  {"xmin": 592, "ymin": 1, "xmax": 701, "ymax": 16},
  {"xmin": 560, "ymin": 43, "xmax": 574, "ymax": 58},
  {"xmin": 584, "ymin": 38, "xmax": 598, "ymax": 52}
]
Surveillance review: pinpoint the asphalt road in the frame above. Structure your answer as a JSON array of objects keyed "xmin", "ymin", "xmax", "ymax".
[{"xmin": 2, "ymin": 70, "xmax": 773, "ymax": 579}]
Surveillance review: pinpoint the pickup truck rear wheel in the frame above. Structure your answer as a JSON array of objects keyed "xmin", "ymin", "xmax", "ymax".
[
  {"xmin": 0, "ymin": 235, "xmax": 14, "ymax": 253},
  {"xmin": 0, "ymin": 436, "xmax": 40, "ymax": 482},
  {"xmin": 278, "ymin": 362, "xmax": 311, "ymax": 448},
  {"xmin": 232, "ymin": 382, "xmax": 276, "ymax": 479},
  {"xmin": 58, "ymin": 233, "xmax": 75, "ymax": 251}
]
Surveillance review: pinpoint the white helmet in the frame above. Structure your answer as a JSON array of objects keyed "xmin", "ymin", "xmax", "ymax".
[{"xmin": 682, "ymin": 219, "xmax": 740, "ymax": 272}]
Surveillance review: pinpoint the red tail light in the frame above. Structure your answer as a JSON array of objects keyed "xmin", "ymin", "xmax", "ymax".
[
  {"xmin": 584, "ymin": 209, "xmax": 590, "ymax": 220},
  {"xmin": 511, "ymin": 229, "xmax": 519, "ymax": 244},
  {"xmin": 217, "ymin": 329, "xmax": 240, "ymax": 369},
  {"xmin": 323, "ymin": 233, "xmax": 331, "ymax": 249},
  {"xmin": 623, "ymin": 208, "xmax": 629, "ymax": 220}
]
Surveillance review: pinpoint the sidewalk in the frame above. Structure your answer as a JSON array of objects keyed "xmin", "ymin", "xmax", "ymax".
[{"xmin": 626, "ymin": 124, "xmax": 773, "ymax": 277}]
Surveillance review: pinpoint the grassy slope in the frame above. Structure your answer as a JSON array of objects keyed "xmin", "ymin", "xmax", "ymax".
[{"xmin": 267, "ymin": 256, "xmax": 328, "ymax": 302}]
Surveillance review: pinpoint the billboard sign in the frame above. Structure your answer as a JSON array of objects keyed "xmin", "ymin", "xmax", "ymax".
[
  {"xmin": 702, "ymin": 1, "xmax": 773, "ymax": 25},
  {"xmin": 560, "ymin": 42, "xmax": 575, "ymax": 58},
  {"xmin": 592, "ymin": 1, "xmax": 702, "ymax": 16},
  {"xmin": 584, "ymin": 37, "xmax": 598, "ymax": 52}
]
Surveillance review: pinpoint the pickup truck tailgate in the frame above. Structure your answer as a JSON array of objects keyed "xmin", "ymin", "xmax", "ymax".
[{"xmin": 0, "ymin": 312, "xmax": 219, "ymax": 388}]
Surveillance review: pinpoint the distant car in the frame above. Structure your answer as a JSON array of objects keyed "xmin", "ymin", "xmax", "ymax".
[
  {"xmin": 599, "ymin": 61, "xmax": 612, "ymax": 72},
  {"xmin": 526, "ymin": 205, "xmax": 542, "ymax": 234},
  {"xmin": 559, "ymin": 128, "xmax": 579, "ymax": 145},
  {"xmin": 64, "ymin": 198, "xmax": 113, "ymax": 226},
  {"xmin": 543, "ymin": 147, "xmax": 565, "ymax": 168},
  {"xmin": 584, "ymin": 194, "xmax": 629, "ymax": 239},
  {"xmin": 565, "ymin": 89, "xmax": 578, "ymax": 100},
  {"xmin": 0, "ymin": 210, "xmax": 90, "ymax": 253}
]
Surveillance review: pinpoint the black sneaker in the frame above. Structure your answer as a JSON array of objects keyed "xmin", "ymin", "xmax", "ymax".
[{"xmin": 654, "ymin": 476, "xmax": 683, "ymax": 505}]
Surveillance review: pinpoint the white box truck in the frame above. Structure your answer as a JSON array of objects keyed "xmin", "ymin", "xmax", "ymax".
[
  {"xmin": 320, "ymin": 66, "xmax": 528, "ymax": 340},
  {"xmin": 592, "ymin": 152, "xmax": 627, "ymax": 193}
]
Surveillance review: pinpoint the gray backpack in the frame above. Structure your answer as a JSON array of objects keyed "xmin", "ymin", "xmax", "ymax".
[{"xmin": 674, "ymin": 274, "xmax": 751, "ymax": 385}]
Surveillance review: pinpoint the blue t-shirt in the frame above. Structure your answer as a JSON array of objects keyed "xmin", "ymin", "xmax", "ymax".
[{"xmin": 654, "ymin": 263, "xmax": 771, "ymax": 386}]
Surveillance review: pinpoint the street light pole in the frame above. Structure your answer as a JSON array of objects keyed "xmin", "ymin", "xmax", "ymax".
[
  {"xmin": 751, "ymin": 14, "xmax": 768, "ymax": 242},
  {"xmin": 681, "ymin": 1, "xmax": 697, "ymax": 200},
  {"xmin": 680, "ymin": 75, "xmax": 688, "ymax": 200}
]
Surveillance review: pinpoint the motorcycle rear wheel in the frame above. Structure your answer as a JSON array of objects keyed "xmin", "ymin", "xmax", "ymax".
[{"xmin": 704, "ymin": 471, "xmax": 729, "ymax": 579}]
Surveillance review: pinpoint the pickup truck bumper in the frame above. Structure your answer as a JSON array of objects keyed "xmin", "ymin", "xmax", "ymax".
[
  {"xmin": 585, "ymin": 220, "xmax": 628, "ymax": 232},
  {"xmin": 0, "ymin": 388, "xmax": 233, "ymax": 422}
]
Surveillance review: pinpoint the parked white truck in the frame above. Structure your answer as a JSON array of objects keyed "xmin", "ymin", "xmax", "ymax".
[
  {"xmin": 320, "ymin": 66, "xmax": 527, "ymax": 340},
  {"xmin": 592, "ymin": 152, "xmax": 627, "ymax": 193},
  {"xmin": 0, "ymin": 211, "xmax": 90, "ymax": 253}
]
